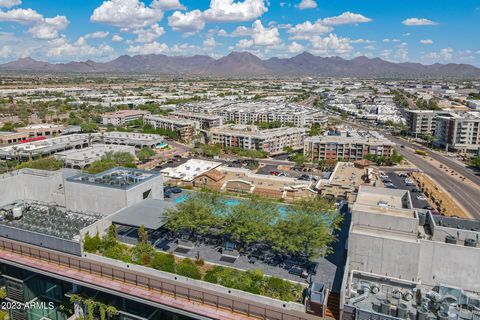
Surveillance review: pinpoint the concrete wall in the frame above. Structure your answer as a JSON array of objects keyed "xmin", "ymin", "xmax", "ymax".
[
  {"xmin": 125, "ymin": 175, "xmax": 164, "ymax": 207},
  {"xmin": 65, "ymin": 182, "xmax": 128, "ymax": 215},
  {"xmin": 348, "ymin": 232, "xmax": 420, "ymax": 281},
  {"xmin": 418, "ymin": 240, "xmax": 480, "ymax": 292},
  {"xmin": 65, "ymin": 175, "xmax": 163, "ymax": 215},
  {"xmin": 0, "ymin": 170, "xmax": 66, "ymax": 206},
  {"xmin": 351, "ymin": 208, "xmax": 418, "ymax": 236}
]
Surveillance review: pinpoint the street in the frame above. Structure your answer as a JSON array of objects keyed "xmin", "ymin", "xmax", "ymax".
[{"xmin": 394, "ymin": 143, "xmax": 480, "ymax": 220}]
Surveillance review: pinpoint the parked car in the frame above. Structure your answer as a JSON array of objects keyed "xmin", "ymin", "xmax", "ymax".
[
  {"xmin": 288, "ymin": 266, "xmax": 309, "ymax": 278},
  {"xmin": 397, "ymin": 172, "xmax": 408, "ymax": 178},
  {"xmin": 379, "ymin": 174, "xmax": 389, "ymax": 180},
  {"xmin": 411, "ymin": 188, "xmax": 423, "ymax": 193},
  {"xmin": 270, "ymin": 171, "xmax": 280, "ymax": 176},
  {"xmin": 416, "ymin": 195, "xmax": 428, "ymax": 201},
  {"xmin": 384, "ymin": 183, "xmax": 397, "ymax": 189},
  {"xmin": 170, "ymin": 187, "xmax": 182, "ymax": 194},
  {"xmin": 424, "ymin": 205, "xmax": 434, "ymax": 210}
]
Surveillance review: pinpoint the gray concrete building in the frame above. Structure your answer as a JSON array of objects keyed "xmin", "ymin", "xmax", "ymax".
[
  {"xmin": 341, "ymin": 185, "xmax": 480, "ymax": 320},
  {"xmin": 55, "ymin": 144, "xmax": 135, "ymax": 169}
]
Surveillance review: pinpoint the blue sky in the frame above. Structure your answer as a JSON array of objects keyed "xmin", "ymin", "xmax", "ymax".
[{"xmin": 0, "ymin": 0, "xmax": 479, "ymax": 65}]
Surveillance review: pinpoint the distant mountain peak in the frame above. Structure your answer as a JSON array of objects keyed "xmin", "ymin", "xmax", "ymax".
[{"xmin": 0, "ymin": 52, "xmax": 479, "ymax": 78}]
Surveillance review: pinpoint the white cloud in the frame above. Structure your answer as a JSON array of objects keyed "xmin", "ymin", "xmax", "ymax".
[
  {"xmin": 402, "ymin": 18, "xmax": 438, "ymax": 26},
  {"xmin": 309, "ymin": 34, "xmax": 353, "ymax": 55},
  {"xmin": 288, "ymin": 20, "xmax": 332, "ymax": 40},
  {"xmin": 203, "ymin": 0, "xmax": 268, "ymax": 22},
  {"xmin": 127, "ymin": 41, "xmax": 169, "ymax": 55},
  {"xmin": 111, "ymin": 34, "xmax": 123, "ymax": 42},
  {"xmin": 422, "ymin": 48, "xmax": 453, "ymax": 63},
  {"xmin": 322, "ymin": 12, "xmax": 372, "ymax": 26},
  {"xmin": 235, "ymin": 38, "xmax": 253, "ymax": 49},
  {"xmin": 420, "ymin": 39, "xmax": 433, "ymax": 44},
  {"xmin": 90, "ymin": 0, "xmax": 163, "ymax": 29},
  {"xmin": 287, "ymin": 41, "xmax": 304, "ymax": 53},
  {"xmin": 133, "ymin": 24, "xmax": 165, "ymax": 42},
  {"xmin": 296, "ymin": 0, "xmax": 317, "ymax": 10},
  {"xmin": 46, "ymin": 36, "xmax": 115, "ymax": 60},
  {"xmin": 0, "ymin": 8, "xmax": 69, "ymax": 39},
  {"xmin": 85, "ymin": 31, "xmax": 110, "ymax": 39},
  {"xmin": 383, "ymin": 38, "xmax": 400, "ymax": 43},
  {"xmin": 203, "ymin": 36, "xmax": 216, "ymax": 47},
  {"xmin": 230, "ymin": 25, "xmax": 252, "ymax": 37},
  {"xmin": 27, "ymin": 15, "xmax": 69, "ymax": 39},
  {"xmin": 0, "ymin": 0, "xmax": 21, "ymax": 8},
  {"xmin": 151, "ymin": 0, "xmax": 185, "ymax": 10},
  {"xmin": 251, "ymin": 19, "xmax": 281, "ymax": 46},
  {"xmin": 351, "ymin": 38, "xmax": 374, "ymax": 44},
  {"xmin": 364, "ymin": 45, "xmax": 375, "ymax": 50},
  {"xmin": 0, "ymin": 45, "xmax": 13, "ymax": 58},
  {"xmin": 168, "ymin": 9, "xmax": 204, "ymax": 34}
]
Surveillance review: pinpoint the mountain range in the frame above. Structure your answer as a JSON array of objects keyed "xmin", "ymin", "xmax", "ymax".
[{"xmin": 1, "ymin": 52, "xmax": 479, "ymax": 78}]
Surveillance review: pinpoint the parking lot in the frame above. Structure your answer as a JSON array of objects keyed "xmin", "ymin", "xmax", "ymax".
[{"xmin": 385, "ymin": 172, "xmax": 430, "ymax": 209}]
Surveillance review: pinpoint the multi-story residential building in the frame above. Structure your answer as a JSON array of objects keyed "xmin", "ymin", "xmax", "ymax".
[
  {"xmin": 304, "ymin": 129, "xmax": 395, "ymax": 161},
  {"xmin": 341, "ymin": 186, "xmax": 480, "ymax": 320},
  {"xmin": 176, "ymin": 102, "xmax": 327, "ymax": 128},
  {"xmin": 210, "ymin": 124, "xmax": 307, "ymax": 155},
  {"xmin": 102, "ymin": 110, "xmax": 150, "ymax": 126},
  {"xmin": 405, "ymin": 110, "xmax": 442, "ymax": 136},
  {"xmin": 169, "ymin": 111, "xmax": 223, "ymax": 130},
  {"xmin": 435, "ymin": 112, "xmax": 480, "ymax": 154},
  {"xmin": 144, "ymin": 115, "xmax": 198, "ymax": 142}
]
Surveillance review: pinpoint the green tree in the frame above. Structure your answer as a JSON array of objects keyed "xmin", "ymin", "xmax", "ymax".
[
  {"xmin": 224, "ymin": 199, "xmax": 279, "ymax": 247},
  {"xmin": 137, "ymin": 148, "xmax": 155, "ymax": 162},
  {"xmin": 85, "ymin": 152, "xmax": 136, "ymax": 174},
  {"xmin": 138, "ymin": 225, "xmax": 148, "ymax": 244},
  {"xmin": 165, "ymin": 194, "xmax": 223, "ymax": 236}
]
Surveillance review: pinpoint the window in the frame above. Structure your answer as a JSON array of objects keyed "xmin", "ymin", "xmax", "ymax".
[{"xmin": 143, "ymin": 189, "xmax": 152, "ymax": 199}]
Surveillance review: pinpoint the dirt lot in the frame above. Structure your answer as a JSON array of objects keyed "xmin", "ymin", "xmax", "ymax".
[{"xmin": 411, "ymin": 172, "xmax": 470, "ymax": 219}]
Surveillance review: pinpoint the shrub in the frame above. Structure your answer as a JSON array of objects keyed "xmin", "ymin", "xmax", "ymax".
[
  {"xmin": 83, "ymin": 232, "xmax": 102, "ymax": 253},
  {"xmin": 151, "ymin": 252, "xmax": 176, "ymax": 273},
  {"xmin": 176, "ymin": 258, "xmax": 201, "ymax": 279},
  {"xmin": 263, "ymin": 277, "xmax": 303, "ymax": 302},
  {"xmin": 103, "ymin": 243, "xmax": 130, "ymax": 262},
  {"xmin": 131, "ymin": 242, "xmax": 155, "ymax": 265}
]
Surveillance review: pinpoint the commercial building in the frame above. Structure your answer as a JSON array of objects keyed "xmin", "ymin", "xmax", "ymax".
[
  {"xmin": 55, "ymin": 144, "xmax": 135, "ymax": 169},
  {"xmin": 304, "ymin": 129, "xmax": 395, "ymax": 161},
  {"xmin": 169, "ymin": 111, "xmax": 223, "ymax": 129},
  {"xmin": 210, "ymin": 124, "xmax": 307, "ymax": 155},
  {"xmin": 144, "ymin": 114, "xmax": 198, "ymax": 142},
  {"xmin": 435, "ymin": 112, "xmax": 480, "ymax": 154},
  {"xmin": 0, "ymin": 132, "xmax": 164, "ymax": 160},
  {"xmin": 341, "ymin": 185, "xmax": 480, "ymax": 320},
  {"xmin": 0, "ymin": 124, "xmax": 65, "ymax": 145},
  {"xmin": 101, "ymin": 110, "xmax": 150, "ymax": 126}
]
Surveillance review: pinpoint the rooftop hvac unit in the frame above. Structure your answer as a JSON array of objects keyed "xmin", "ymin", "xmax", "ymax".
[
  {"xmin": 380, "ymin": 299, "xmax": 391, "ymax": 315},
  {"xmin": 445, "ymin": 235, "xmax": 457, "ymax": 244},
  {"xmin": 417, "ymin": 307, "xmax": 428, "ymax": 320},
  {"xmin": 465, "ymin": 238, "xmax": 477, "ymax": 247},
  {"xmin": 12, "ymin": 207, "xmax": 23, "ymax": 219},
  {"xmin": 397, "ymin": 303, "xmax": 409, "ymax": 319}
]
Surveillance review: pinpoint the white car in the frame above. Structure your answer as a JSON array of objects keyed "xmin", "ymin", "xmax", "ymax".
[{"xmin": 416, "ymin": 195, "xmax": 428, "ymax": 201}]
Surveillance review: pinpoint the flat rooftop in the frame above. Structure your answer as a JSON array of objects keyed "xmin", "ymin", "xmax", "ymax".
[
  {"xmin": 161, "ymin": 159, "xmax": 222, "ymax": 182},
  {"xmin": 0, "ymin": 201, "xmax": 101, "ymax": 241},
  {"xmin": 67, "ymin": 167, "xmax": 159, "ymax": 189},
  {"xmin": 356, "ymin": 186, "xmax": 411, "ymax": 209},
  {"xmin": 109, "ymin": 199, "xmax": 175, "ymax": 230},
  {"xmin": 55, "ymin": 144, "xmax": 134, "ymax": 161}
]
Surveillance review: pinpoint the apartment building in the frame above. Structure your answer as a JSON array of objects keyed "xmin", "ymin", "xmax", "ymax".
[
  {"xmin": 144, "ymin": 114, "xmax": 198, "ymax": 142},
  {"xmin": 304, "ymin": 129, "xmax": 395, "ymax": 161},
  {"xmin": 405, "ymin": 110, "xmax": 442, "ymax": 136},
  {"xmin": 101, "ymin": 110, "xmax": 150, "ymax": 126},
  {"xmin": 435, "ymin": 112, "xmax": 480, "ymax": 154},
  {"xmin": 210, "ymin": 124, "xmax": 307, "ymax": 155},
  {"xmin": 169, "ymin": 111, "xmax": 223, "ymax": 129}
]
